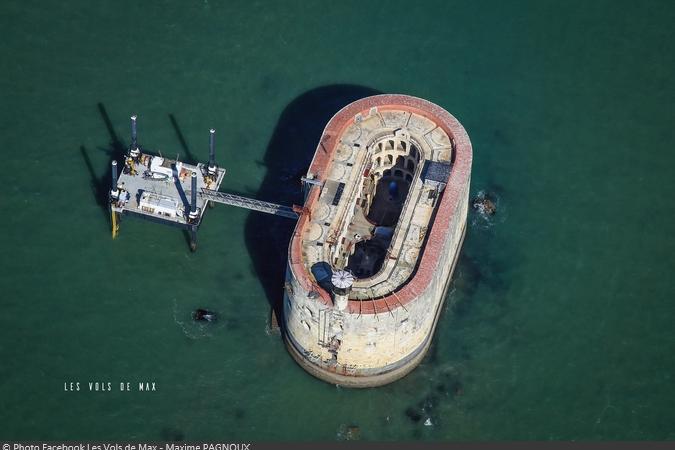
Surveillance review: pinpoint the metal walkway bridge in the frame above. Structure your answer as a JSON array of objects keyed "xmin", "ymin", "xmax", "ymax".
[{"xmin": 200, "ymin": 189, "xmax": 299, "ymax": 219}]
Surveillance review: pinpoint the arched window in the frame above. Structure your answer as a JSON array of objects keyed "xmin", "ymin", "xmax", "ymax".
[{"xmin": 386, "ymin": 154, "xmax": 393, "ymax": 165}]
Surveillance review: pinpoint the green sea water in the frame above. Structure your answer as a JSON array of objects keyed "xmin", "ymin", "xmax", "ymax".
[{"xmin": 1, "ymin": 0, "xmax": 674, "ymax": 441}]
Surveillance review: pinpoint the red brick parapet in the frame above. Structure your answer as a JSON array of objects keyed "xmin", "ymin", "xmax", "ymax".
[{"xmin": 288, "ymin": 94, "xmax": 472, "ymax": 314}]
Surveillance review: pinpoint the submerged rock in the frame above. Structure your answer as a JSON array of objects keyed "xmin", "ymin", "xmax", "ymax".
[
  {"xmin": 472, "ymin": 192, "xmax": 497, "ymax": 216},
  {"xmin": 346, "ymin": 425, "xmax": 361, "ymax": 440},
  {"xmin": 337, "ymin": 424, "xmax": 361, "ymax": 441},
  {"xmin": 193, "ymin": 309, "xmax": 217, "ymax": 322}
]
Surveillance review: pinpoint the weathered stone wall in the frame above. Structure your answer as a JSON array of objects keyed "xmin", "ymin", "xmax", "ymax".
[{"xmin": 283, "ymin": 179, "xmax": 469, "ymax": 379}]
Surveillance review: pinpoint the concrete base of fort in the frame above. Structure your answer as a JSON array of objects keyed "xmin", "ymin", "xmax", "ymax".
[{"xmin": 283, "ymin": 223, "xmax": 466, "ymax": 388}]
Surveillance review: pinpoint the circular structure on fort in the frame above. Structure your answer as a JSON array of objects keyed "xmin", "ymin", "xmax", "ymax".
[{"xmin": 331, "ymin": 270, "xmax": 355, "ymax": 290}]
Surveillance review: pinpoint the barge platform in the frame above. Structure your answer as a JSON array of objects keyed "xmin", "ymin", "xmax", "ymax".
[{"xmin": 109, "ymin": 116, "xmax": 225, "ymax": 251}]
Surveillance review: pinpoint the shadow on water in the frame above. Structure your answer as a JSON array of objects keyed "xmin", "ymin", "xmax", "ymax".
[
  {"xmin": 97, "ymin": 102, "xmax": 127, "ymax": 160},
  {"xmin": 168, "ymin": 113, "xmax": 198, "ymax": 164},
  {"xmin": 244, "ymin": 85, "xmax": 383, "ymax": 320},
  {"xmin": 80, "ymin": 145, "xmax": 112, "ymax": 222},
  {"xmin": 79, "ymin": 103, "xmax": 128, "ymax": 222}
]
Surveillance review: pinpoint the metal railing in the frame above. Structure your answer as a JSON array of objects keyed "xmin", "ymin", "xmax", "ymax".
[{"xmin": 200, "ymin": 189, "xmax": 299, "ymax": 219}]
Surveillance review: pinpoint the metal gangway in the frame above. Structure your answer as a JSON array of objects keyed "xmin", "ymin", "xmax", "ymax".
[{"xmin": 200, "ymin": 188, "xmax": 299, "ymax": 219}]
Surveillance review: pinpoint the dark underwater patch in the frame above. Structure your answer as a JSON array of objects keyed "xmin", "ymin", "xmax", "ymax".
[
  {"xmin": 234, "ymin": 407, "xmax": 246, "ymax": 420},
  {"xmin": 160, "ymin": 426, "xmax": 185, "ymax": 441},
  {"xmin": 405, "ymin": 406, "xmax": 423, "ymax": 423},
  {"xmin": 492, "ymin": 128, "xmax": 513, "ymax": 147},
  {"xmin": 403, "ymin": 365, "xmax": 465, "ymax": 428}
]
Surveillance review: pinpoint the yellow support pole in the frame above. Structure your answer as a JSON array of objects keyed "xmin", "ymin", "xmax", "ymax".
[{"xmin": 111, "ymin": 210, "xmax": 119, "ymax": 239}]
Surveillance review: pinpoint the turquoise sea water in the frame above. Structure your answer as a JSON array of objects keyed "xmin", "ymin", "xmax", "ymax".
[{"xmin": 1, "ymin": 0, "xmax": 674, "ymax": 441}]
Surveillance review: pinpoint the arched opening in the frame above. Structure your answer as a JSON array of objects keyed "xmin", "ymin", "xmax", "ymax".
[{"xmin": 347, "ymin": 135, "xmax": 423, "ymax": 278}]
